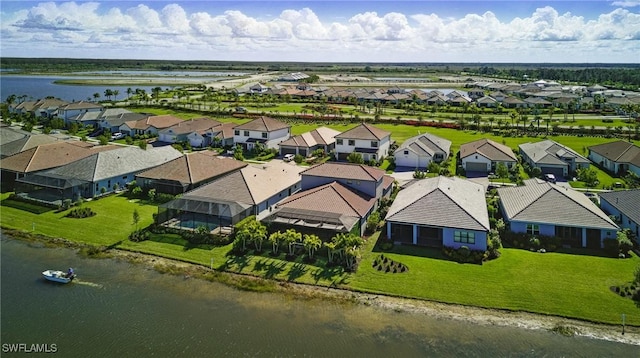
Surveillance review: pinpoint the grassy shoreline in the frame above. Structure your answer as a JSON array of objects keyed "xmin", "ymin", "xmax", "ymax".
[
  {"xmin": 2, "ymin": 191, "xmax": 639, "ymax": 327},
  {"xmin": 3, "ymin": 227, "xmax": 639, "ymax": 346}
]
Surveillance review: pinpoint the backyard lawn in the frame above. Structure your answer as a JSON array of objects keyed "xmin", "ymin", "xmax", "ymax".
[{"xmin": 2, "ymin": 193, "xmax": 638, "ymax": 326}]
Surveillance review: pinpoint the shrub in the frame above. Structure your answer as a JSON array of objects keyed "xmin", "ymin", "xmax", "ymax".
[
  {"xmin": 66, "ymin": 207, "xmax": 96, "ymax": 218},
  {"xmin": 442, "ymin": 246, "xmax": 484, "ymax": 264},
  {"xmin": 128, "ymin": 229, "xmax": 149, "ymax": 242}
]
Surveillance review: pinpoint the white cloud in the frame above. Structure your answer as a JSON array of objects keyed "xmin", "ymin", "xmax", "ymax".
[
  {"xmin": 611, "ymin": 0, "xmax": 640, "ymax": 7},
  {"xmin": 1, "ymin": 2, "xmax": 638, "ymax": 62}
]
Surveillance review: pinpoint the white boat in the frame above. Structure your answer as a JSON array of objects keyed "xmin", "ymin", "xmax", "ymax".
[{"xmin": 42, "ymin": 269, "xmax": 75, "ymax": 284}]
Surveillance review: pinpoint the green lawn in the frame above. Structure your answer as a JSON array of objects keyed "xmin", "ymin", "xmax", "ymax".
[{"xmin": 2, "ymin": 193, "xmax": 638, "ymax": 326}]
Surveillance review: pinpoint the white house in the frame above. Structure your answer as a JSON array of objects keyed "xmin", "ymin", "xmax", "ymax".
[
  {"xmin": 233, "ymin": 116, "xmax": 290, "ymax": 150},
  {"xmin": 334, "ymin": 123, "xmax": 391, "ymax": 162},
  {"xmin": 58, "ymin": 101, "xmax": 103, "ymax": 124},
  {"xmin": 158, "ymin": 117, "xmax": 222, "ymax": 148}
]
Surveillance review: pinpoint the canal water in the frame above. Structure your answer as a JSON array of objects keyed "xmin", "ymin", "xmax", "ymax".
[{"xmin": 1, "ymin": 237, "xmax": 637, "ymax": 357}]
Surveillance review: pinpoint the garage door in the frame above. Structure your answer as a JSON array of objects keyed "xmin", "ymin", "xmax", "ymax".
[
  {"xmin": 466, "ymin": 162, "xmax": 488, "ymax": 172},
  {"xmin": 540, "ymin": 166, "xmax": 564, "ymax": 178},
  {"xmin": 280, "ymin": 148, "xmax": 297, "ymax": 156}
]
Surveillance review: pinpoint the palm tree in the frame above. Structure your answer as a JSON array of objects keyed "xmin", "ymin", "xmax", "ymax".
[
  {"xmin": 113, "ymin": 90, "xmax": 119, "ymax": 102},
  {"xmin": 93, "ymin": 93, "xmax": 100, "ymax": 102},
  {"xmin": 126, "ymin": 87, "xmax": 133, "ymax": 101},
  {"xmin": 303, "ymin": 234, "xmax": 322, "ymax": 259},
  {"xmin": 282, "ymin": 229, "xmax": 302, "ymax": 256},
  {"xmin": 104, "ymin": 89, "xmax": 113, "ymax": 101},
  {"xmin": 268, "ymin": 231, "xmax": 284, "ymax": 255}
]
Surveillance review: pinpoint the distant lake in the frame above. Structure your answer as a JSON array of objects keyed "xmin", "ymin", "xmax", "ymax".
[
  {"xmin": 1, "ymin": 75, "xmax": 162, "ymax": 102},
  {"xmin": 71, "ymin": 70, "xmax": 249, "ymax": 77},
  {"xmin": 1, "ymin": 237, "xmax": 638, "ymax": 357}
]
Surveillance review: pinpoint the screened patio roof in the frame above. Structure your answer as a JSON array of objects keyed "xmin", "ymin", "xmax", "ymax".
[
  {"xmin": 160, "ymin": 195, "xmax": 252, "ymax": 217},
  {"xmin": 17, "ymin": 172, "xmax": 89, "ymax": 190},
  {"xmin": 263, "ymin": 207, "xmax": 358, "ymax": 232}
]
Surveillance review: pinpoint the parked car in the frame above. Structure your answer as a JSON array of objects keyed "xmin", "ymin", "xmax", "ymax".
[
  {"xmin": 283, "ymin": 154, "xmax": 295, "ymax": 162},
  {"xmin": 111, "ymin": 132, "xmax": 124, "ymax": 140},
  {"xmin": 543, "ymin": 173, "xmax": 556, "ymax": 183}
]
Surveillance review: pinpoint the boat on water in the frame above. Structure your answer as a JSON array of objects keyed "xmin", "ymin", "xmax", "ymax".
[{"xmin": 42, "ymin": 268, "xmax": 75, "ymax": 284}]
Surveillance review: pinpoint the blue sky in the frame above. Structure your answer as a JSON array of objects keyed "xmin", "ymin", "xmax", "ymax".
[{"xmin": 1, "ymin": 1, "xmax": 639, "ymax": 63}]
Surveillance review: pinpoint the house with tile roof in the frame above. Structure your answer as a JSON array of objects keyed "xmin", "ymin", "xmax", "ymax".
[
  {"xmin": 497, "ymin": 179, "xmax": 619, "ymax": 249},
  {"xmin": 460, "ymin": 138, "xmax": 517, "ymax": 174},
  {"xmin": 519, "ymin": 140, "xmax": 590, "ymax": 178},
  {"xmin": 599, "ymin": 190, "xmax": 640, "ymax": 243},
  {"xmin": 120, "ymin": 115, "xmax": 184, "ymax": 136},
  {"xmin": 0, "ymin": 141, "xmax": 117, "ymax": 189},
  {"xmin": 299, "ymin": 162, "xmax": 393, "ymax": 199},
  {"xmin": 385, "ymin": 176, "xmax": 490, "ymax": 250},
  {"xmin": 394, "ymin": 133, "xmax": 451, "ymax": 169},
  {"xmin": 58, "ymin": 101, "xmax": 103, "ymax": 123},
  {"xmin": 157, "ymin": 117, "xmax": 223, "ymax": 148},
  {"xmin": 67, "ymin": 107, "xmax": 134, "ymax": 128},
  {"xmin": 10, "ymin": 98, "xmax": 69, "ymax": 118},
  {"xmin": 278, "ymin": 126, "xmax": 340, "ymax": 157},
  {"xmin": 263, "ymin": 181, "xmax": 378, "ymax": 238},
  {"xmin": 0, "ymin": 127, "xmax": 60, "ymax": 158},
  {"xmin": 158, "ymin": 161, "xmax": 304, "ymax": 230},
  {"xmin": 263, "ymin": 162, "xmax": 394, "ymax": 237},
  {"xmin": 16, "ymin": 146, "xmax": 182, "ymax": 204},
  {"xmin": 588, "ymin": 140, "xmax": 640, "ymax": 176},
  {"xmin": 135, "ymin": 152, "xmax": 247, "ymax": 194},
  {"xmin": 334, "ymin": 123, "xmax": 391, "ymax": 162},
  {"xmin": 233, "ymin": 116, "xmax": 291, "ymax": 150}
]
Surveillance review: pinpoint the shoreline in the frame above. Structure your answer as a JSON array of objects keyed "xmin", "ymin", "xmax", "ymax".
[{"xmin": 5, "ymin": 230, "xmax": 639, "ymax": 346}]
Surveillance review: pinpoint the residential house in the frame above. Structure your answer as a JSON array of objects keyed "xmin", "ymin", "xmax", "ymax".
[
  {"xmin": 249, "ymin": 83, "xmax": 270, "ymax": 93},
  {"xmin": 599, "ymin": 190, "xmax": 640, "ymax": 243},
  {"xmin": 497, "ymin": 179, "xmax": 619, "ymax": 248},
  {"xmin": 299, "ymin": 162, "xmax": 393, "ymax": 200},
  {"xmin": 588, "ymin": 141, "xmax": 640, "ymax": 176},
  {"xmin": 98, "ymin": 112, "xmax": 148, "ymax": 133},
  {"xmin": 158, "ymin": 117, "xmax": 223, "ymax": 148},
  {"xmin": 135, "ymin": 152, "xmax": 247, "ymax": 195},
  {"xmin": 233, "ymin": 116, "xmax": 291, "ymax": 151},
  {"xmin": 0, "ymin": 127, "xmax": 59, "ymax": 158},
  {"xmin": 519, "ymin": 140, "xmax": 590, "ymax": 178},
  {"xmin": 10, "ymin": 98, "xmax": 69, "ymax": 118},
  {"xmin": 264, "ymin": 162, "xmax": 394, "ymax": 238},
  {"xmin": 1, "ymin": 141, "xmax": 116, "ymax": 189},
  {"xmin": 16, "ymin": 146, "xmax": 182, "ymax": 204},
  {"xmin": 120, "ymin": 115, "xmax": 183, "ymax": 137},
  {"xmin": 334, "ymin": 123, "xmax": 391, "ymax": 162},
  {"xmin": 157, "ymin": 161, "xmax": 304, "ymax": 230},
  {"xmin": 68, "ymin": 108, "xmax": 133, "ymax": 128},
  {"xmin": 460, "ymin": 138, "xmax": 517, "ymax": 174},
  {"xmin": 58, "ymin": 101, "xmax": 103, "ymax": 123},
  {"xmin": 394, "ymin": 133, "xmax": 451, "ymax": 169},
  {"xmin": 385, "ymin": 176, "xmax": 490, "ymax": 251},
  {"xmin": 278, "ymin": 126, "xmax": 340, "ymax": 157}
]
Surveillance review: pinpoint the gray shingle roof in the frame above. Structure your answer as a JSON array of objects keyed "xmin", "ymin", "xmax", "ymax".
[
  {"xmin": 520, "ymin": 140, "xmax": 590, "ymax": 166},
  {"xmin": 234, "ymin": 116, "xmax": 290, "ymax": 132},
  {"xmin": 498, "ymin": 179, "xmax": 618, "ymax": 230},
  {"xmin": 42, "ymin": 146, "xmax": 183, "ymax": 182},
  {"xmin": 396, "ymin": 133, "xmax": 451, "ymax": 158},
  {"xmin": 598, "ymin": 189, "xmax": 640, "ymax": 226},
  {"xmin": 385, "ymin": 176, "xmax": 489, "ymax": 231},
  {"xmin": 589, "ymin": 141, "xmax": 640, "ymax": 167},
  {"xmin": 460, "ymin": 138, "xmax": 517, "ymax": 161}
]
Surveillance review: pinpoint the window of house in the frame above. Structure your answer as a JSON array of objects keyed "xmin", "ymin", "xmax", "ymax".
[
  {"xmin": 454, "ymin": 231, "xmax": 475, "ymax": 244},
  {"xmin": 404, "ymin": 150, "xmax": 409, "ymax": 155},
  {"xmin": 244, "ymin": 131, "xmax": 250, "ymax": 136},
  {"xmin": 348, "ymin": 140, "xmax": 355, "ymax": 146},
  {"xmin": 526, "ymin": 224, "xmax": 540, "ymax": 235},
  {"xmin": 336, "ymin": 139, "xmax": 343, "ymax": 145},
  {"xmin": 371, "ymin": 141, "xmax": 378, "ymax": 147},
  {"xmin": 234, "ymin": 130, "xmax": 240, "ymax": 136}
]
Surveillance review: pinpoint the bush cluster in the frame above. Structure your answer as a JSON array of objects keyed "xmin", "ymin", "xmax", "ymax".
[
  {"xmin": 65, "ymin": 207, "xmax": 96, "ymax": 218},
  {"xmin": 372, "ymin": 254, "xmax": 408, "ymax": 273},
  {"xmin": 442, "ymin": 246, "xmax": 485, "ymax": 264},
  {"xmin": 502, "ymin": 232, "xmax": 561, "ymax": 251}
]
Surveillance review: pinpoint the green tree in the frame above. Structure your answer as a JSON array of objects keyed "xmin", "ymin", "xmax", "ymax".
[
  {"xmin": 132, "ymin": 209, "xmax": 140, "ymax": 230},
  {"xmin": 576, "ymin": 167, "xmax": 598, "ymax": 187},
  {"xmin": 283, "ymin": 228, "xmax": 302, "ymax": 256},
  {"xmin": 303, "ymin": 234, "xmax": 322, "ymax": 259},
  {"xmin": 147, "ymin": 188, "xmax": 156, "ymax": 202},
  {"xmin": 347, "ymin": 152, "xmax": 364, "ymax": 164},
  {"xmin": 496, "ymin": 162, "xmax": 509, "ymax": 183},
  {"xmin": 268, "ymin": 231, "xmax": 284, "ymax": 255}
]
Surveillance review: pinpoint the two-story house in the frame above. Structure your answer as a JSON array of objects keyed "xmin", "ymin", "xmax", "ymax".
[
  {"xmin": 334, "ymin": 123, "xmax": 391, "ymax": 162},
  {"xmin": 233, "ymin": 116, "xmax": 290, "ymax": 150}
]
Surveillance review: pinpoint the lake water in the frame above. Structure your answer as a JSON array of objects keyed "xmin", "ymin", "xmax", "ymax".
[{"xmin": 1, "ymin": 236, "xmax": 638, "ymax": 357}]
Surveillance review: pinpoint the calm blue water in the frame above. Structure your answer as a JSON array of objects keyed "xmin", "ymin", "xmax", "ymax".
[
  {"xmin": 0, "ymin": 75, "xmax": 160, "ymax": 103},
  {"xmin": 2, "ymin": 236, "xmax": 638, "ymax": 357},
  {"xmin": 71, "ymin": 71, "xmax": 248, "ymax": 77}
]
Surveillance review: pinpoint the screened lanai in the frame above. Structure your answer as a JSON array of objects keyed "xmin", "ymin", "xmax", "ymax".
[
  {"xmin": 263, "ymin": 207, "xmax": 360, "ymax": 241},
  {"xmin": 157, "ymin": 195, "xmax": 253, "ymax": 232},
  {"xmin": 16, "ymin": 173, "xmax": 90, "ymax": 205}
]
